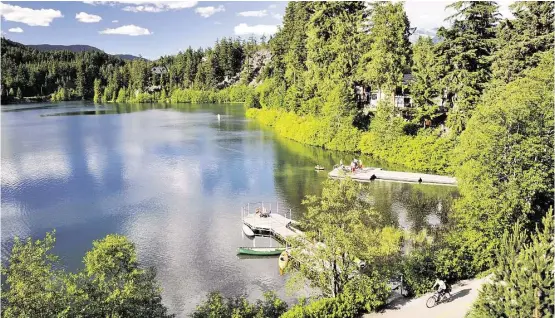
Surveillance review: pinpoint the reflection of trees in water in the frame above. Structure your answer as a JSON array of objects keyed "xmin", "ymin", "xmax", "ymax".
[
  {"xmin": 397, "ymin": 183, "xmax": 458, "ymax": 232},
  {"xmin": 364, "ymin": 182, "xmax": 398, "ymax": 228},
  {"xmin": 271, "ymin": 137, "xmax": 341, "ymax": 218},
  {"xmin": 271, "ymin": 134, "xmax": 459, "ymax": 230}
]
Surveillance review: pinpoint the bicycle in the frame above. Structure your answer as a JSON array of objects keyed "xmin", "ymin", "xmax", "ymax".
[{"xmin": 426, "ymin": 289, "xmax": 452, "ymax": 308}]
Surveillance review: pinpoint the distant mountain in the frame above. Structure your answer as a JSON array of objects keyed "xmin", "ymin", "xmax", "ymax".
[
  {"xmin": 27, "ymin": 43, "xmax": 144, "ymax": 61},
  {"xmin": 28, "ymin": 44, "xmax": 101, "ymax": 53},
  {"xmin": 409, "ymin": 27, "xmax": 441, "ymax": 43},
  {"xmin": 116, "ymin": 54, "xmax": 142, "ymax": 61}
]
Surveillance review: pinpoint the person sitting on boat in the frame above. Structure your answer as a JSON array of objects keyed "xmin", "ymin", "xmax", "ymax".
[{"xmin": 258, "ymin": 207, "xmax": 270, "ymax": 218}]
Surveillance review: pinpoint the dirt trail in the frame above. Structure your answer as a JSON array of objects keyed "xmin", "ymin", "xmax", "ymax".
[{"xmin": 364, "ymin": 277, "xmax": 488, "ymax": 318}]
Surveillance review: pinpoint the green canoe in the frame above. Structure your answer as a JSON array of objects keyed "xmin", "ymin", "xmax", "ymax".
[{"xmin": 237, "ymin": 247, "xmax": 286, "ymax": 256}]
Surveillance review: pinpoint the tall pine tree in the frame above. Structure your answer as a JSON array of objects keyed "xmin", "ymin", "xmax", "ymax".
[
  {"xmin": 436, "ymin": 1, "xmax": 499, "ymax": 133},
  {"xmin": 491, "ymin": 1, "xmax": 555, "ymax": 83}
]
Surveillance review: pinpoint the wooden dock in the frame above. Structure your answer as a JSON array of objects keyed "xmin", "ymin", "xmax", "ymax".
[
  {"xmin": 328, "ymin": 167, "xmax": 457, "ymax": 186},
  {"xmin": 241, "ymin": 203, "xmax": 303, "ymax": 242}
]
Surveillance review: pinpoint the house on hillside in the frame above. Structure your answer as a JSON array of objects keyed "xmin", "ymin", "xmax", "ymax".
[
  {"xmin": 151, "ymin": 66, "xmax": 168, "ymax": 75},
  {"xmin": 355, "ymin": 74, "xmax": 414, "ymax": 112}
]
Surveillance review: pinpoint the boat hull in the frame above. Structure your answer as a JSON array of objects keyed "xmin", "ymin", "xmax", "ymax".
[
  {"xmin": 242, "ymin": 224, "xmax": 255, "ymax": 237},
  {"xmin": 237, "ymin": 247, "xmax": 285, "ymax": 256}
]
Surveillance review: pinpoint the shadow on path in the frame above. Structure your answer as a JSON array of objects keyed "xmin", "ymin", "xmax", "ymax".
[
  {"xmin": 448, "ymin": 288, "xmax": 471, "ymax": 302},
  {"xmin": 378, "ymin": 295, "xmax": 412, "ymax": 311}
]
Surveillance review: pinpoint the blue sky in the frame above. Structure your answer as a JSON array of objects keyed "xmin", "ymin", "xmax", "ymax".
[{"xmin": 1, "ymin": 1, "xmax": 513, "ymax": 60}]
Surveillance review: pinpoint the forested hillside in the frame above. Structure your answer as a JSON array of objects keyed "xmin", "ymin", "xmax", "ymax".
[
  {"xmin": 246, "ymin": 1, "xmax": 554, "ymax": 173},
  {"xmin": 1, "ymin": 36, "xmax": 266, "ymax": 103}
]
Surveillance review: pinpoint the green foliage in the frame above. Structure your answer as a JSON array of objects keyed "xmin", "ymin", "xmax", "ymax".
[
  {"xmin": 51, "ymin": 87, "xmax": 72, "ymax": 102},
  {"xmin": 1, "ymin": 232, "xmax": 70, "ymax": 317},
  {"xmin": 436, "ymin": 1, "xmax": 500, "ymax": 133},
  {"xmin": 469, "ymin": 210, "xmax": 554, "ymax": 318},
  {"xmin": 450, "ymin": 51, "xmax": 554, "ymax": 272},
  {"xmin": 358, "ymin": 2, "xmax": 411, "ymax": 92},
  {"xmin": 281, "ymin": 296, "xmax": 357, "ymax": 318},
  {"xmin": 93, "ymin": 78, "xmax": 102, "ymax": 103},
  {"xmin": 401, "ymin": 243, "xmax": 475, "ymax": 296},
  {"xmin": 359, "ymin": 128, "xmax": 454, "ymax": 174},
  {"xmin": 287, "ymin": 178, "xmax": 399, "ymax": 306},
  {"xmin": 166, "ymin": 85, "xmax": 253, "ymax": 104},
  {"xmin": 244, "ymin": 90, "xmax": 260, "ymax": 108},
  {"xmin": 1, "ymin": 36, "xmax": 262, "ymax": 104},
  {"xmin": 410, "ymin": 37, "xmax": 442, "ymax": 123},
  {"xmin": 116, "ymin": 88, "xmax": 126, "ymax": 103},
  {"xmin": 249, "ymin": 104, "xmax": 453, "ymax": 173},
  {"xmin": 492, "ymin": 2, "xmax": 554, "ymax": 83},
  {"xmin": 282, "ymin": 275, "xmax": 390, "ymax": 318},
  {"xmin": 190, "ymin": 291, "xmax": 287, "ymax": 318},
  {"xmin": 2, "ymin": 232, "xmax": 173, "ymax": 318}
]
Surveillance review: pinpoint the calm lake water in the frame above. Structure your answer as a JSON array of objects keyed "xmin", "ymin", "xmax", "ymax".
[{"xmin": 1, "ymin": 102, "xmax": 457, "ymax": 316}]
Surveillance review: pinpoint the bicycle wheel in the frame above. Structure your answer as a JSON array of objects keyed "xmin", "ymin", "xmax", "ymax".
[
  {"xmin": 442, "ymin": 292, "xmax": 452, "ymax": 303},
  {"xmin": 426, "ymin": 295, "xmax": 437, "ymax": 308}
]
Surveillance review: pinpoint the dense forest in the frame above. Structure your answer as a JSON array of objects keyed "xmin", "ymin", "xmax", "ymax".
[
  {"xmin": 1, "ymin": 35, "xmax": 266, "ymax": 103},
  {"xmin": 1, "ymin": 1, "xmax": 554, "ymax": 318}
]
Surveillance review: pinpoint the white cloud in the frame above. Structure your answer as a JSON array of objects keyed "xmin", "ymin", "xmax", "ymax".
[
  {"xmin": 237, "ymin": 10, "xmax": 267, "ymax": 17},
  {"xmin": 0, "ymin": 3, "xmax": 63, "ymax": 26},
  {"xmin": 86, "ymin": 1, "xmax": 197, "ymax": 12},
  {"xmin": 214, "ymin": 21, "xmax": 222, "ymax": 25},
  {"xmin": 272, "ymin": 13, "xmax": 283, "ymax": 20},
  {"xmin": 8, "ymin": 27, "xmax": 23, "ymax": 33},
  {"xmin": 234, "ymin": 23, "xmax": 278, "ymax": 36},
  {"xmin": 75, "ymin": 12, "xmax": 102, "ymax": 23},
  {"xmin": 268, "ymin": 4, "xmax": 277, "ymax": 9},
  {"xmin": 99, "ymin": 24, "xmax": 152, "ymax": 36},
  {"xmin": 404, "ymin": 1, "xmax": 514, "ymax": 31},
  {"xmin": 195, "ymin": 5, "xmax": 225, "ymax": 18},
  {"xmin": 112, "ymin": 19, "xmax": 118, "ymax": 23}
]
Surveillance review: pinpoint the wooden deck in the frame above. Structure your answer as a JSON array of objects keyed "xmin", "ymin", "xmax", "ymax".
[
  {"xmin": 328, "ymin": 167, "xmax": 457, "ymax": 186},
  {"xmin": 243, "ymin": 213, "xmax": 302, "ymax": 242}
]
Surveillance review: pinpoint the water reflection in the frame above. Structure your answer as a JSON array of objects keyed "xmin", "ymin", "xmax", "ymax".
[{"xmin": 1, "ymin": 102, "xmax": 457, "ymax": 316}]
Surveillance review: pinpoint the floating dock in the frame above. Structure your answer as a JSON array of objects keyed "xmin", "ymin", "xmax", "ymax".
[
  {"xmin": 328, "ymin": 167, "xmax": 457, "ymax": 186},
  {"xmin": 241, "ymin": 203, "xmax": 303, "ymax": 242}
]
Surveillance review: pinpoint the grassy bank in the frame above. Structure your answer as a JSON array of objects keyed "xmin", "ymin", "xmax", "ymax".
[{"xmin": 246, "ymin": 108, "xmax": 454, "ymax": 174}]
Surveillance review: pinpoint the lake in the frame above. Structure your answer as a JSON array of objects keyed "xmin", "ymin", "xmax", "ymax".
[{"xmin": 1, "ymin": 102, "xmax": 457, "ymax": 316}]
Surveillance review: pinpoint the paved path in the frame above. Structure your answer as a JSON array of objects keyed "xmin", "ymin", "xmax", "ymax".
[{"xmin": 364, "ymin": 277, "xmax": 487, "ymax": 318}]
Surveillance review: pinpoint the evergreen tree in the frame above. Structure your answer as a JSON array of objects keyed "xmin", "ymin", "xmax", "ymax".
[
  {"xmin": 410, "ymin": 36, "xmax": 442, "ymax": 124},
  {"xmin": 358, "ymin": 2, "xmax": 411, "ymax": 96},
  {"xmin": 93, "ymin": 78, "xmax": 102, "ymax": 103},
  {"xmin": 491, "ymin": 1, "xmax": 555, "ymax": 83},
  {"xmin": 436, "ymin": 1, "xmax": 500, "ymax": 133},
  {"xmin": 470, "ymin": 210, "xmax": 554, "ymax": 318}
]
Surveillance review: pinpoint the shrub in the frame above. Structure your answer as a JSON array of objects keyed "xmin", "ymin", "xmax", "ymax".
[{"xmin": 190, "ymin": 291, "xmax": 287, "ymax": 318}]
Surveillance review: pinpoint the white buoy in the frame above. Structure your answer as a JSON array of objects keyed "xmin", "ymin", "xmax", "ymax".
[{"xmin": 217, "ymin": 114, "xmax": 221, "ymax": 121}]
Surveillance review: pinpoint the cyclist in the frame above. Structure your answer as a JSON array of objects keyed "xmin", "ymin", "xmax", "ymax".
[{"xmin": 432, "ymin": 278, "xmax": 447, "ymax": 301}]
